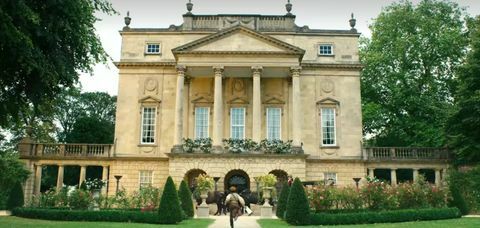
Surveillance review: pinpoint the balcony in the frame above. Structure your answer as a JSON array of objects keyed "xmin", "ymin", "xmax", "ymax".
[
  {"xmin": 19, "ymin": 143, "xmax": 113, "ymax": 158},
  {"xmin": 364, "ymin": 147, "xmax": 449, "ymax": 161}
]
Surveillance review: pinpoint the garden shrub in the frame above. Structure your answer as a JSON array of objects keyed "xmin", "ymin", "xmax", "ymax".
[
  {"xmin": 68, "ymin": 189, "xmax": 91, "ymax": 209},
  {"xmin": 448, "ymin": 170, "xmax": 470, "ymax": 215},
  {"xmin": 130, "ymin": 186, "xmax": 162, "ymax": 211},
  {"xmin": 0, "ymin": 151, "xmax": 30, "ymax": 209},
  {"xmin": 309, "ymin": 207, "xmax": 461, "ymax": 225},
  {"xmin": 285, "ymin": 178, "xmax": 310, "ymax": 225},
  {"xmin": 178, "ymin": 180, "xmax": 194, "ymax": 218},
  {"xmin": 7, "ymin": 181, "xmax": 24, "ymax": 209},
  {"xmin": 157, "ymin": 176, "xmax": 183, "ymax": 224},
  {"xmin": 12, "ymin": 208, "xmax": 161, "ymax": 224},
  {"xmin": 361, "ymin": 177, "xmax": 397, "ymax": 210},
  {"xmin": 276, "ymin": 183, "xmax": 289, "ymax": 219},
  {"xmin": 308, "ymin": 185, "xmax": 337, "ymax": 211},
  {"xmin": 336, "ymin": 186, "xmax": 363, "ymax": 210},
  {"xmin": 396, "ymin": 176, "xmax": 431, "ymax": 209}
]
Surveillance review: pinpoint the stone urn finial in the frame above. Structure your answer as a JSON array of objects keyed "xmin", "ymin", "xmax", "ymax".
[
  {"xmin": 349, "ymin": 13, "xmax": 357, "ymax": 32},
  {"xmin": 186, "ymin": 0, "xmax": 193, "ymax": 15},
  {"xmin": 286, "ymin": 0, "xmax": 292, "ymax": 16},
  {"xmin": 123, "ymin": 11, "xmax": 131, "ymax": 30}
]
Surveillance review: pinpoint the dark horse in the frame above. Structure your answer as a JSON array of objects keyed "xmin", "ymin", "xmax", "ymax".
[
  {"xmin": 195, "ymin": 191, "xmax": 227, "ymax": 215},
  {"xmin": 194, "ymin": 189, "xmax": 261, "ymax": 215}
]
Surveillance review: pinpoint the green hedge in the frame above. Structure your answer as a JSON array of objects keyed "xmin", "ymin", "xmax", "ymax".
[
  {"xmin": 12, "ymin": 208, "xmax": 161, "ymax": 224},
  {"xmin": 309, "ymin": 208, "xmax": 461, "ymax": 225}
]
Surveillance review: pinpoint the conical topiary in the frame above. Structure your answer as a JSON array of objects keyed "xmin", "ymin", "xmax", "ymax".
[
  {"xmin": 276, "ymin": 183, "xmax": 290, "ymax": 219},
  {"xmin": 158, "ymin": 176, "xmax": 183, "ymax": 224},
  {"xmin": 7, "ymin": 181, "xmax": 24, "ymax": 210},
  {"xmin": 178, "ymin": 180, "xmax": 194, "ymax": 218},
  {"xmin": 285, "ymin": 177, "xmax": 310, "ymax": 225}
]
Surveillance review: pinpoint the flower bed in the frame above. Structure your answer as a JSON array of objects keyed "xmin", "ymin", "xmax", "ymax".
[
  {"xmin": 308, "ymin": 207, "xmax": 461, "ymax": 225},
  {"xmin": 12, "ymin": 208, "xmax": 161, "ymax": 224}
]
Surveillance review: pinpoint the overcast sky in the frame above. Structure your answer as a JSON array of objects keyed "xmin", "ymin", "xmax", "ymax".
[{"xmin": 80, "ymin": 0, "xmax": 480, "ymax": 95}]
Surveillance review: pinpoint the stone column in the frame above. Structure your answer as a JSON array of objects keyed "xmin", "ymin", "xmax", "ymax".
[
  {"xmin": 34, "ymin": 164, "xmax": 42, "ymax": 195},
  {"xmin": 212, "ymin": 66, "xmax": 224, "ymax": 152},
  {"xmin": 368, "ymin": 168, "xmax": 375, "ymax": 179},
  {"xmin": 252, "ymin": 66, "xmax": 262, "ymax": 142},
  {"xmin": 79, "ymin": 165, "xmax": 87, "ymax": 185},
  {"xmin": 390, "ymin": 168, "xmax": 397, "ymax": 186},
  {"xmin": 102, "ymin": 165, "xmax": 109, "ymax": 195},
  {"xmin": 435, "ymin": 169, "xmax": 441, "ymax": 186},
  {"xmin": 56, "ymin": 165, "xmax": 64, "ymax": 191},
  {"xmin": 290, "ymin": 66, "xmax": 302, "ymax": 152},
  {"xmin": 172, "ymin": 65, "xmax": 186, "ymax": 152},
  {"xmin": 413, "ymin": 168, "xmax": 419, "ymax": 182}
]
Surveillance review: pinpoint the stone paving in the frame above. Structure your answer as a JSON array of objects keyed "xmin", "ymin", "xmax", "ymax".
[{"xmin": 208, "ymin": 215, "xmax": 263, "ymax": 228}]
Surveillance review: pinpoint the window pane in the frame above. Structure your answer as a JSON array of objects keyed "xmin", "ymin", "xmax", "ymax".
[
  {"xmin": 141, "ymin": 107, "xmax": 156, "ymax": 144},
  {"xmin": 321, "ymin": 108, "xmax": 336, "ymax": 145},
  {"xmin": 139, "ymin": 170, "xmax": 153, "ymax": 189},
  {"xmin": 319, "ymin": 45, "xmax": 333, "ymax": 55},
  {"xmin": 146, "ymin": 44, "xmax": 160, "ymax": 53},
  {"xmin": 324, "ymin": 172, "xmax": 337, "ymax": 185},
  {"xmin": 267, "ymin": 108, "xmax": 281, "ymax": 140},
  {"xmin": 195, "ymin": 107, "xmax": 209, "ymax": 139},
  {"xmin": 230, "ymin": 108, "xmax": 245, "ymax": 139}
]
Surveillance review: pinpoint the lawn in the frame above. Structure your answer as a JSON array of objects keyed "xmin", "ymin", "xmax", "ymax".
[
  {"xmin": 258, "ymin": 217, "xmax": 480, "ymax": 228},
  {"xmin": 0, "ymin": 216, "xmax": 214, "ymax": 228}
]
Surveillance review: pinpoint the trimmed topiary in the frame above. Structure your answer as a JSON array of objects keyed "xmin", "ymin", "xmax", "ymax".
[
  {"xmin": 7, "ymin": 181, "xmax": 24, "ymax": 209},
  {"xmin": 178, "ymin": 180, "xmax": 194, "ymax": 218},
  {"xmin": 449, "ymin": 183, "xmax": 469, "ymax": 215},
  {"xmin": 285, "ymin": 177, "xmax": 310, "ymax": 225},
  {"xmin": 158, "ymin": 176, "xmax": 183, "ymax": 224},
  {"xmin": 276, "ymin": 183, "xmax": 290, "ymax": 219}
]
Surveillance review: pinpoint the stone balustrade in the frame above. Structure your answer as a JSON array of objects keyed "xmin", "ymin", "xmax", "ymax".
[
  {"xmin": 364, "ymin": 147, "xmax": 449, "ymax": 161},
  {"xmin": 19, "ymin": 143, "xmax": 113, "ymax": 158}
]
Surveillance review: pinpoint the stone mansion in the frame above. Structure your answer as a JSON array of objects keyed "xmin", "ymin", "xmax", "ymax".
[{"xmin": 18, "ymin": 2, "xmax": 449, "ymax": 199}]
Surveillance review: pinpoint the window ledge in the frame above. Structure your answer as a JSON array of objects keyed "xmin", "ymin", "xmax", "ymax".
[
  {"xmin": 144, "ymin": 53, "xmax": 162, "ymax": 56},
  {"xmin": 138, "ymin": 144, "xmax": 158, "ymax": 147},
  {"xmin": 320, "ymin": 145, "xmax": 339, "ymax": 149},
  {"xmin": 318, "ymin": 54, "xmax": 335, "ymax": 57}
]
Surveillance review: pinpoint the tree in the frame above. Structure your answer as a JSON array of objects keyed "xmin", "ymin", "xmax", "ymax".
[
  {"xmin": 158, "ymin": 176, "xmax": 183, "ymax": 224},
  {"xmin": 361, "ymin": 0, "xmax": 469, "ymax": 146},
  {"xmin": 276, "ymin": 183, "xmax": 290, "ymax": 219},
  {"xmin": 0, "ymin": 0, "xmax": 116, "ymax": 127},
  {"xmin": 447, "ymin": 16, "xmax": 480, "ymax": 164},
  {"xmin": 0, "ymin": 151, "xmax": 30, "ymax": 209},
  {"xmin": 285, "ymin": 178, "xmax": 310, "ymax": 225},
  {"xmin": 7, "ymin": 181, "xmax": 24, "ymax": 209},
  {"xmin": 65, "ymin": 116, "xmax": 114, "ymax": 144},
  {"xmin": 178, "ymin": 180, "xmax": 194, "ymax": 218}
]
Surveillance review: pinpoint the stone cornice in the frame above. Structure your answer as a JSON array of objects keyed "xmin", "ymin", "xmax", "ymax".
[
  {"xmin": 301, "ymin": 62, "xmax": 363, "ymax": 70},
  {"xmin": 114, "ymin": 61, "xmax": 176, "ymax": 68},
  {"xmin": 20, "ymin": 156, "xmax": 169, "ymax": 162},
  {"xmin": 166, "ymin": 153, "xmax": 309, "ymax": 159}
]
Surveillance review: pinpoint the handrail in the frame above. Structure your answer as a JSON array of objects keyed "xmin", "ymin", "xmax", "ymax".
[
  {"xmin": 363, "ymin": 147, "xmax": 449, "ymax": 161},
  {"xmin": 20, "ymin": 143, "xmax": 113, "ymax": 158}
]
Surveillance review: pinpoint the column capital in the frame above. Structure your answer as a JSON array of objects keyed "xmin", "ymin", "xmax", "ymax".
[
  {"xmin": 290, "ymin": 66, "xmax": 302, "ymax": 76},
  {"xmin": 251, "ymin": 66, "xmax": 263, "ymax": 75},
  {"xmin": 213, "ymin": 66, "xmax": 224, "ymax": 76},
  {"xmin": 176, "ymin": 65, "xmax": 187, "ymax": 74}
]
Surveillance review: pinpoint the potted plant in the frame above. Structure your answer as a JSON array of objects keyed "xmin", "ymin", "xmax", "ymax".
[
  {"xmin": 258, "ymin": 174, "xmax": 277, "ymax": 206},
  {"xmin": 84, "ymin": 178, "xmax": 106, "ymax": 211},
  {"xmin": 195, "ymin": 174, "xmax": 214, "ymax": 205}
]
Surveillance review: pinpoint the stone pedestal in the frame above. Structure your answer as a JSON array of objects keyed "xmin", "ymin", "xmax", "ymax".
[
  {"xmin": 0, "ymin": 210, "xmax": 11, "ymax": 216},
  {"xmin": 260, "ymin": 205, "xmax": 273, "ymax": 218},
  {"xmin": 197, "ymin": 205, "xmax": 210, "ymax": 218}
]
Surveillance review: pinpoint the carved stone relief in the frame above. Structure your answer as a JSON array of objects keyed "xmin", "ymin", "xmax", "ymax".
[{"xmin": 223, "ymin": 17, "xmax": 255, "ymax": 30}]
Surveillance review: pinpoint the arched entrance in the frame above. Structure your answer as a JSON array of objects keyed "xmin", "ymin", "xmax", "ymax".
[
  {"xmin": 269, "ymin": 169, "xmax": 289, "ymax": 198},
  {"xmin": 224, "ymin": 169, "xmax": 250, "ymax": 193},
  {"xmin": 184, "ymin": 169, "xmax": 206, "ymax": 190}
]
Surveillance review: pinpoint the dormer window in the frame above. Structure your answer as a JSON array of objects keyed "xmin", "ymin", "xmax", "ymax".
[
  {"xmin": 318, "ymin": 44, "xmax": 333, "ymax": 56},
  {"xmin": 146, "ymin": 43, "xmax": 161, "ymax": 54}
]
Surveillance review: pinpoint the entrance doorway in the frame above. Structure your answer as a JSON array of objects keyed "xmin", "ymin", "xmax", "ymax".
[{"xmin": 224, "ymin": 169, "xmax": 250, "ymax": 193}]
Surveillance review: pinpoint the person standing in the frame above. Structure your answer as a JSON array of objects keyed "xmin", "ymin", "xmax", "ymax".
[{"xmin": 225, "ymin": 186, "xmax": 245, "ymax": 228}]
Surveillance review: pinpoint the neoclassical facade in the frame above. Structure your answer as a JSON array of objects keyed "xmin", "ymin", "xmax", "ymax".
[{"xmin": 19, "ymin": 3, "xmax": 449, "ymax": 199}]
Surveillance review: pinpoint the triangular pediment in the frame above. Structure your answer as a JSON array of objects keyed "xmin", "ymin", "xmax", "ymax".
[
  {"xmin": 172, "ymin": 25, "xmax": 305, "ymax": 56},
  {"xmin": 316, "ymin": 97, "xmax": 340, "ymax": 105},
  {"xmin": 227, "ymin": 97, "xmax": 249, "ymax": 104},
  {"xmin": 139, "ymin": 96, "xmax": 161, "ymax": 103},
  {"xmin": 263, "ymin": 97, "xmax": 285, "ymax": 104},
  {"xmin": 191, "ymin": 96, "xmax": 213, "ymax": 104}
]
